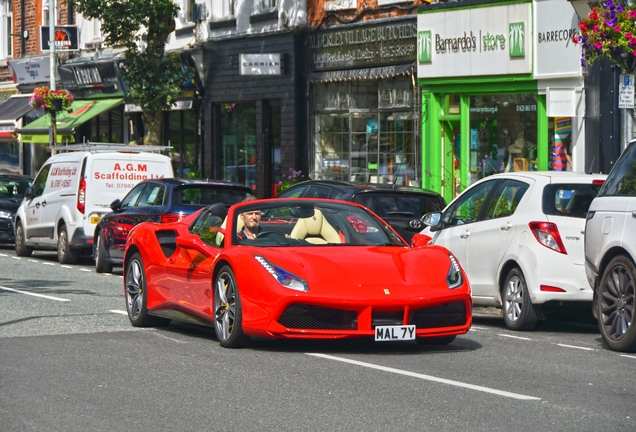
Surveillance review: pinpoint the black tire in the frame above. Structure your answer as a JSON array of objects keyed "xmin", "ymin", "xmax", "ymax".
[
  {"xmin": 213, "ymin": 265, "xmax": 250, "ymax": 348},
  {"xmin": 502, "ymin": 267, "xmax": 538, "ymax": 330},
  {"xmin": 416, "ymin": 335, "xmax": 456, "ymax": 345},
  {"xmin": 94, "ymin": 232, "xmax": 113, "ymax": 273},
  {"xmin": 57, "ymin": 224, "xmax": 78, "ymax": 264},
  {"xmin": 125, "ymin": 252, "xmax": 170, "ymax": 327},
  {"xmin": 14, "ymin": 221, "xmax": 32, "ymax": 257},
  {"xmin": 597, "ymin": 255, "xmax": 636, "ymax": 352}
]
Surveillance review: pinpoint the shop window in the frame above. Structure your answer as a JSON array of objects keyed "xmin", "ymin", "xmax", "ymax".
[
  {"xmin": 167, "ymin": 110, "xmax": 199, "ymax": 177},
  {"xmin": 0, "ymin": 142, "xmax": 19, "ymax": 174},
  {"xmin": 378, "ymin": 76, "xmax": 412, "ymax": 109},
  {"xmin": 220, "ymin": 103, "xmax": 256, "ymax": 190},
  {"xmin": 351, "ymin": 80, "xmax": 378, "ymax": 110},
  {"xmin": 548, "ymin": 117, "xmax": 572, "ymax": 172},
  {"xmin": 379, "ymin": 112, "xmax": 418, "ymax": 186},
  {"xmin": 314, "ymin": 113, "xmax": 350, "ymax": 181},
  {"xmin": 469, "ymin": 94, "xmax": 538, "ymax": 184},
  {"xmin": 1, "ymin": 0, "xmax": 12, "ymax": 58}
]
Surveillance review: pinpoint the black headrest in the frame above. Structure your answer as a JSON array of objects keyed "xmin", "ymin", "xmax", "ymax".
[{"xmin": 206, "ymin": 202, "xmax": 227, "ymax": 218}]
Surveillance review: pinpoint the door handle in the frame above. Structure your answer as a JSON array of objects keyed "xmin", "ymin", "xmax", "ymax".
[
  {"xmin": 35, "ymin": 202, "xmax": 40, "ymax": 208},
  {"xmin": 459, "ymin": 230, "xmax": 471, "ymax": 239},
  {"xmin": 500, "ymin": 222, "xmax": 512, "ymax": 231},
  {"xmin": 41, "ymin": 200, "xmax": 46, "ymax": 207}
]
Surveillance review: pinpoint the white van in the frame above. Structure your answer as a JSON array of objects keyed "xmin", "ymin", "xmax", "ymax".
[{"xmin": 14, "ymin": 145, "xmax": 173, "ymax": 263}]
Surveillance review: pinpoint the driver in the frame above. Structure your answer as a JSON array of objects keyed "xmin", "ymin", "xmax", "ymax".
[{"xmin": 237, "ymin": 210, "xmax": 262, "ymax": 240}]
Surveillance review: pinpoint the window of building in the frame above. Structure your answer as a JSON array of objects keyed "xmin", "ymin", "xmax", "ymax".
[
  {"xmin": 181, "ymin": 0, "xmax": 196, "ymax": 22},
  {"xmin": 220, "ymin": 103, "xmax": 256, "ymax": 190},
  {"xmin": 1, "ymin": 0, "xmax": 11, "ymax": 58},
  {"xmin": 42, "ymin": 0, "xmax": 49, "ymax": 26},
  {"xmin": 212, "ymin": 0, "xmax": 235, "ymax": 19},
  {"xmin": 167, "ymin": 110, "xmax": 200, "ymax": 178},
  {"xmin": 262, "ymin": 0, "xmax": 277, "ymax": 11}
]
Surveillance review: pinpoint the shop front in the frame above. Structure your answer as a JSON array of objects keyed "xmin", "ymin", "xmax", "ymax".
[
  {"xmin": 307, "ymin": 18, "xmax": 420, "ymax": 187},
  {"xmin": 418, "ymin": 1, "xmax": 546, "ymax": 200},
  {"xmin": 203, "ymin": 32, "xmax": 304, "ymax": 197}
]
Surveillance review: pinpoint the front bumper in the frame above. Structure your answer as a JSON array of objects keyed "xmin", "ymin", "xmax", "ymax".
[{"xmin": 0, "ymin": 216, "xmax": 15, "ymax": 243}]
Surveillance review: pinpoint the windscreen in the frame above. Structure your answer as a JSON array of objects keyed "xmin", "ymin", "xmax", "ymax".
[
  {"xmin": 0, "ymin": 177, "xmax": 32, "ymax": 200},
  {"xmin": 231, "ymin": 200, "xmax": 406, "ymax": 247},
  {"xmin": 174, "ymin": 185, "xmax": 252, "ymax": 207},
  {"xmin": 353, "ymin": 193, "xmax": 443, "ymax": 219},
  {"xmin": 542, "ymin": 183, "xmax": 603, "ymax": 218}
]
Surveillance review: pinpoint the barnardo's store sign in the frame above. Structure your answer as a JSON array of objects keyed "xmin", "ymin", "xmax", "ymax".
[
  {"xmin": 417, "ymin": 4, "xmax": 532, "ymax": 78},
  {"xmin": 308, "ymin": 20, "xmax": 417, "ymax": 70}
]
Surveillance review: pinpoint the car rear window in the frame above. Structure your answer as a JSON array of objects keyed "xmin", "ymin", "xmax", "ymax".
[
  {"xmin": 598, "ymin": 141, "xmax": 636, "ymax": 197},
  {"xmin": 174, "ymin": 186, "xmax": 252, "ymax": 207},
  {"xmin": 542, "ymin": 183, "xmax": 603, "ymax": 218},
  {"xmin": 353, "ymin": 193, "xmax": 444, "ymax": 219}
]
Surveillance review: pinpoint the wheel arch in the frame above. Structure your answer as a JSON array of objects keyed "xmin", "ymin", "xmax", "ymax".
[
  {"xmin": 597, "ymin": 247, "xmax": 635, "ymax": 291},
  {"xmin": 124, "ymin": 244, "xmax": 141, "ymax": 271}
]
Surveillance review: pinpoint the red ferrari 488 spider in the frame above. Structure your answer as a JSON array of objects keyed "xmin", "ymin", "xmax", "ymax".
[{"xmin": 123, "ymin": 199, "xmax": 472, "ymax": 347}]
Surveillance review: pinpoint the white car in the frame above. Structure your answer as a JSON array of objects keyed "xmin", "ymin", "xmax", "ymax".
[
  {"xmin": 420, "ymin": 172, "xmax": 607, "ymax": 330},
  {"xmin": 585, "ymin": 140, "xmax": 636, "ymax": 352}
]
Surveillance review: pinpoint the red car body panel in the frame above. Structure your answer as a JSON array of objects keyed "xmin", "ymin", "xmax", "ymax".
[{"xmin": 125, "ymin": 199, "xmax": 472, "ymax": 340}]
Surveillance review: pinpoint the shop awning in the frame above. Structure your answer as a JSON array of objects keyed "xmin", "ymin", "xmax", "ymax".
[
  {"xmin": 0, "ymin": 97, "xmax": 33, "ymax": 138},
  {"xmin": 19, "ymin": 98, "xmax": 123, "ymax": 143},
  {"xmin": 308, "ymin": 63, "xmax": 413, "ymax": 83}
]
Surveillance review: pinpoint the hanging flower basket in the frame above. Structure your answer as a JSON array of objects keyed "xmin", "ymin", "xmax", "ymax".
[
  {"xmin": 574, "ymin": 0, "xmax": 636, "ymax": 73},
  {"xmin": 29, "ymin": 87, "xmax": 74, "ymax": 113}
]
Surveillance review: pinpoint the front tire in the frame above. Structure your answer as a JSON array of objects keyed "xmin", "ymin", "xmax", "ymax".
[
  {"xmin": 213, "ymin": 265, "xmax": 250, "ymax": 348},
  {"xmin": 597, "ymin": 255, "xmax": 636, "ymax": 352},
  {"xmin": 14, "ymin": 221, "xmax": 32, "ymax": 257},
  {"xmin": 95, "ymin": 232, "xmax": 113, "ymax": 273},
  {"xmin": 502, "ymin": 268, "xmax": 538, "ymax": 330},
  {"xmin": 125, "ymin": 253, "xmax": 169, "ymax": 327},
  {"xmin": 57, "ymin": 224, "xmax": 77, "ymax": 264}
]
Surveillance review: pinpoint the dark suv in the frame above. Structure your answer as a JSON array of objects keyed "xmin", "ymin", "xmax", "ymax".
[
  {"xmin": 0, "ymin": 174, "xmax": 32, "ymax": 243},
  {"xmin": 94, "ymin": 178, "xmax": 253, "ymax": 273},
  {"xmin": 276, "ymin": 180, "xmax": 446, "ymax": 242}
]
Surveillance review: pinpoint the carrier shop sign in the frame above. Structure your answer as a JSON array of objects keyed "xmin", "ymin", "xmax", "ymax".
[
  {"xmin": 39, "ymin": 26, "xmax": 80, "ymax": 51},
  {"xmin": 417, "ymin": 3, "xmax": 531, "ymax": 78},
  {"xmin": 534, "ymin": 0, "xmax": 583, "ymax": 78},
  {"xmin": 308, "ymin": 21, "xmax": 417, "ymax": 70},
  {"xmin": 239, "ymin": 54, "xmax": 281, "ymax": 76}
]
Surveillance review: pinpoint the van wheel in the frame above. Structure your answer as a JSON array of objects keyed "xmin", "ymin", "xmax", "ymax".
[
  {"xmin": 57, "ymin": 224, "xmax": 78, "ymax": 264},
  {"xmin": 502, "ymin": 268, "xmax": 538, "ymax": 331},
  {"xmin": 14, "ymin": 221, "xmax": 33, "ymax": 257},
  {"xmin": 95, "ymin": 232, "xmax": 113, "ymax": 273}
]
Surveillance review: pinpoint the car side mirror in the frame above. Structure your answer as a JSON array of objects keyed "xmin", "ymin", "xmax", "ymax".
[
  {"xmin": 110, "ymin": 199, "xmax": 122, "ymax": 212},
  {"xmin": 411, "ymin": 233, "xmax": 432, "ymax": 247},
  {"xmin": 176, "ymin": 234, "xmax": 213, "ymax": 256},
  {"xmin": 422, "ymin": 211, "xmax": 443, "ymax": 232},
  {"xmin": 24, "ymin": 187, "xmax": 33, "ymax": 200}
]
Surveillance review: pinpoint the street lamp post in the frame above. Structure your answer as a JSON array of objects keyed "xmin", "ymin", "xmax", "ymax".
[{"xmin": 49, "ymin": 0, "xmax": 57, "ymax": 151}]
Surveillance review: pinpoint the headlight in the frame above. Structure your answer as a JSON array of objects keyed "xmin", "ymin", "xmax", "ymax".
[
  {"xmin": 0, "ymin": 211, "xmax": 12, "ymax": 219},
  {"xmin": 446, "ymin": 253, "xmax": 463, "ymax": 289},
  {"xmin": 254, "ymin": 255, "xmax": 309, "ymax": 292}
]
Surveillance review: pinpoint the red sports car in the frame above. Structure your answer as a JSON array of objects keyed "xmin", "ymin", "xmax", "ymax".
[{"xmin": 123, "ymin": 198, "xmax": 472, "ymax": 348}]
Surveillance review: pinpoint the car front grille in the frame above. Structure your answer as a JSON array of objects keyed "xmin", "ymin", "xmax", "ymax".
[
  {"xmin": 277, "ymin": 304, "xmax": 358, "ymax": 330},
  {"xmin": 408, "ymin": 302, "xmax": 467, "ymax": 329},
  {"xmin": 371, "ymin": 311, "xmax": 404, "ymax": 328}
]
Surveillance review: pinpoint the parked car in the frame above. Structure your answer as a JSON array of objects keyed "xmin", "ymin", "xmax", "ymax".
[
  {"xmin": 275, "ymin": 180, "xmax": 446, "ymax": 243},
  {"xmin": 123, "ymin": 199, "xmax": 472, "ymax": 347},
  {"xmin": 0, "ymin": 174, "xmax": 32, "ymax": 243},
  {"xmin": 420, "ymin": 172, "xmax": 607, "ymax": 330},
  {"xmin": 585, "ymin": 140, "xmax": 636, "ymax": 352},
  {"xmin": 94, "ymin": 178, "xmax": 253, "ymax": 273},
  {"xmin": 14, "ymin": 148, "xmax": 174, "ymax": 264}
]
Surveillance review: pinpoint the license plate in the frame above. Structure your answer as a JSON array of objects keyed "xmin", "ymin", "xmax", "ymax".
[
  {"xmin": 375, "ymin": 325, "xmax": 416, "ymax": 342},
  {"xmin": 90, "ymin": 216, "xmax": 102, "ymax": 224}
]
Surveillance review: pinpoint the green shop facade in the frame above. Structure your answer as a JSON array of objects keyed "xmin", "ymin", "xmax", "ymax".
[{"xmin": 417, "ymin": 0, "xmax": 584, "ymax": 200}]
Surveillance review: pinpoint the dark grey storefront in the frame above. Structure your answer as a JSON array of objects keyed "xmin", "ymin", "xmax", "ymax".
[{"xmin": 202, "ymin": 32, "xmax": 306, "ymax": 198}]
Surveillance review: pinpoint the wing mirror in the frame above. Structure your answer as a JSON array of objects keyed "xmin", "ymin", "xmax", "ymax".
[
  {"xmin": 176, "ymin": 234, "xmax": 213, "ymax": 256},
  {"xmin": 110, "ymin": 199, "xmax": 122, "ymax": 212},
  {"xmin": 24, "ymin": 187, "xmax": 33, "ymax": 200},
  {"xmin": 421, "ymin": 211, "xmax": 443, "ymax": 232},
  {"xmin": 411, "ymin": 233, "xmax": 432, "ymax": 247}
]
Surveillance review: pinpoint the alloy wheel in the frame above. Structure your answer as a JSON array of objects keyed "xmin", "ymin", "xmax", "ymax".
[
  {"xmin": 600, "ymin": 264, "xmax": 635, "ymax": 342},
  {"xmin": 58, "ymin": 230, "xmax": 67, "ymax": 258},
  {"xmin": 504, "ymin": 275, "xmax": 523, "ymax": 322},
  {"xmin": 214, "ymin": 271, "xmax": 236, "ymax": 341},
  {"xmin": 126, "ymin": 259, "xmax": 144, "ymax": 321}
]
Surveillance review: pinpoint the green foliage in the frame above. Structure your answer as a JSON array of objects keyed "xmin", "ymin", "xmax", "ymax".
[{"xmin": 67, "ymin": 0, "xmax": 189, "ymax": 143}]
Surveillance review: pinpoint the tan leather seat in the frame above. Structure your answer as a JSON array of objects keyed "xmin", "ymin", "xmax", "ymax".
[{"xmin": 290, "ymin": 209, "xmax": 341, "ymax": 244}]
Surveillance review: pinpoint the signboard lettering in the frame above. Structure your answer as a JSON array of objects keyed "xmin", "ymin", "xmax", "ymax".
[{"xmin": 619, "ymin": 74, "xmax": 635, "ymax": 109}]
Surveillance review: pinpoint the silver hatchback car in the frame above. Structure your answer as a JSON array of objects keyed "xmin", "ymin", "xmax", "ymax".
[{"xmin": 585, "ymin": 140, "xmax": 636, "ymax": 352}]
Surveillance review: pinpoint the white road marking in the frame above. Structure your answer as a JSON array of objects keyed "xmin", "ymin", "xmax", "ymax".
[
  {"xmin": 109, "ymin": 310, "xmax": 128, "ymax": 315},
  {"xmin": 498, "ymin": 334, "xmax": 532, "ymax": 341},
  {"xmin": 42, "ymin": 262, "xmax": 55, "ymax": 266},
  {"xmin": 0, "ymin": 285, "xmax": 70, "ymax": 302},
  {"xmin": 471, "ymin": 326, "xmax": 487, "ymax": 330},
  {"xmin": 11, "ymin": 256, "xmax": 21, "ymax": 260},
  {"xmin": 0, "ymin": 253, "xmax": 7, "ymax": 256},
  {"xmin": 306, "ymin": 353, "xmax": 541, "ymax": 401},
  {"xmin": 28, "ymin": 259, "xmax": 38, "ymax": 263},
  {"xmin": 618, "ymin": 354, "xmax": 636, "ymax": 359},
  {"xmin": 151, "ymin": 332, "xmax": 189, "ymax": 344},
  {"xmin": 556, "ymin": 343, "xmax": 594, "ymax": 351},
  {"xmin": 60, "ymin": 265, "xmax": 72, "ymax": 269},
  {"xmin": 79, "ymin": 268, "xmax": 91, "ymax": 272}
]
